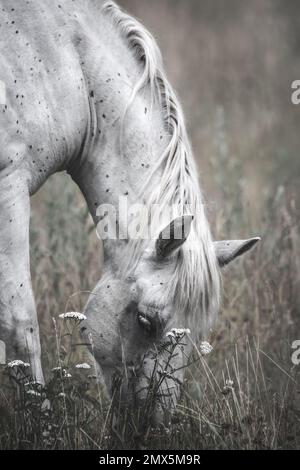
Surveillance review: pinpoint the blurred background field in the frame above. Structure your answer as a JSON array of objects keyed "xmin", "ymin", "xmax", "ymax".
[{"xmin": 7, "ymin": 0, "xmax": 299, "ymax": 449}]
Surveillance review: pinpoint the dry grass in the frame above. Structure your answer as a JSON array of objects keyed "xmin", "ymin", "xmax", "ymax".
[
  {"xmin": 0, "ymin": 0, "xmax": 300, "ymax": 450},
  {"xmin": 0, "ymin": 174, "xmax": 299, "ymax": 450}
]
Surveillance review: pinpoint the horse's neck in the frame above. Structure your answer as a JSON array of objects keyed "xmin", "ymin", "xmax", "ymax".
[{"xmin": 72, "ymin": 10, "xmax": 167, "ymax": 255}]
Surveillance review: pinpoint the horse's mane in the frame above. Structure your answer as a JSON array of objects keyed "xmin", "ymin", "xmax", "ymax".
[{"xmin": 102, "ymin": 1, "xmax": 220, "ymax": 337}]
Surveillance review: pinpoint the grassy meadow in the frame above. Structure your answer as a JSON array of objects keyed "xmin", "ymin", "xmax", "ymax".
[{"xmin": 0, "ymin": 0, "xmax": 299, "ymax": 450}]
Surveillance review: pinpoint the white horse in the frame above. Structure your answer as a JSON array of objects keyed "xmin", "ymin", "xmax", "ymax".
[{"xmin": 0, "ymin": 0, "xmax": 259, "ymax": 420}]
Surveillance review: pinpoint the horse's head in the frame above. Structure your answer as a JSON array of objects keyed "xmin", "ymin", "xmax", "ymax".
[{"xmin": 81, "ymin": 215, "xmax": 260, "ymax": 426}]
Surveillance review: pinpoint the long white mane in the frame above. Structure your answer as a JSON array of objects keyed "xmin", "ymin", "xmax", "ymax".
[{"xmin": 102, "ymin": 1, "xmax": 220, "ymax": 336}]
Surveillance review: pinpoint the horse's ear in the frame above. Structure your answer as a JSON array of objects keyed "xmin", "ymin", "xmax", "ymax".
[
  {"xmin": 214, "ymin": 237, "xmax": 261, "ymax": 267},
  {"xmin": 156, "ymin": 215, "xmax": 194, "ymax": 259}
]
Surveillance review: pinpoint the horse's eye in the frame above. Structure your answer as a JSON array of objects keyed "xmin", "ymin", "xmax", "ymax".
[{"xmin": 137, "ymin": 313, "xmax": 153, "ymax": 334}]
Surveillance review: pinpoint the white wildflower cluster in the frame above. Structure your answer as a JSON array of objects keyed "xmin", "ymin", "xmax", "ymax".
[
  {"xmin": 51, "ymin": 366, "xmax": 72, "ymax": 378},
  {"xmin": 24, "ymin": 381, "xmax": 44, "ymax": 394},
  {"xmin": 222, "ymin": 379, "xmax": 235, "ymax": 395},
  {"xmin": 26, "ymin": 389, "xmax": 41, "ymax": 398},
  {"xmin": 166, "ymin": 328, "xmax": 191, "ymax": 340},
  {"xmin": 52, "ymin": 366, "xmax": 64, "ymax": 372},
  {"xmin": 75, "ymin": 363, "xmax": 91, "ymax": 370},
  {"xmin": 51, "ymin": 366, "xmax": 67, "ymax": 377},
  {"xmin": 25, "ymin": 381, "xmax": 41, "ymax": 387},
  {"xmin": 7, "ymin": 360, "xmax": 30, "ymax": 369},
  {"xmin": 226, "ymin": 379, "xmax": 234, "ymax": 387},
  {"xmin": 199, "ymin": 341, "xmax": 213, "ymax": 356},
  {"xmin": 58, "ymin": 312, "xmax": 87, "ymax": 322}
]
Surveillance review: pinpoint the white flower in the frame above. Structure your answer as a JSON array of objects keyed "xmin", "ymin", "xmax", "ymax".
[
  {"xmin": 75, "ymin": 363, "xmax": 91, "ymax": 369},
  {"xmin": 64, "ymin": 373, "xmax": 72, "ymax": 378},
  {"xmin": 51, "ymin": 366, "xmax": 67, "ymax": 376},
  {"xmin": 25, "ymin": 381, "xmax": 41, "ymax": 387},
  {"xmin": 225, "ymin": 379, "xmax": 234, "ymax": 387},
  {"xmin": 199, "ymin": 341, "xmax": 213, "ymax": 355},
  {"xmin": 24, "ymin": 381, "xmax": 44, "ymax": 391},
  {"xmin": 59, "ymin": 312, "xmax": 86, "ymax": 322},
  {"xmin": 26, "ymin": 389, "xmax": 41, "ymax": 397},
  {"xmin": 221, "ymin": 379, "xmax": 235, "ymax": 395},
  {"xmin": 166, "ymin": 328, "xmax": 191, "ymax": 339},
  {"xmin": 58, "ymin": 392, "xmax": 66, "ymax": 398},
  {"xmin": 52, "ymin": 366, "xmax": 63, "ymax": 372},
  {"xmin": 7, "ymin": 360, "xmax": 30, "ymax": 369}
]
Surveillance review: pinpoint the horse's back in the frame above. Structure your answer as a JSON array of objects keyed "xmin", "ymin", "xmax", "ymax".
[{"xmin": 0, "ymin": 0, "xmax": 90, "ymax": 194}]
